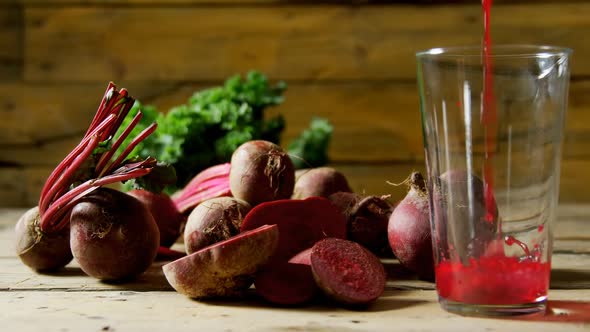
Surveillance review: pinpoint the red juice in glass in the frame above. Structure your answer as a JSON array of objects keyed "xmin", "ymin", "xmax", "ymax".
[{"xmin": 416, "ymin": 1, "xmax": 572, "ymax": 314}]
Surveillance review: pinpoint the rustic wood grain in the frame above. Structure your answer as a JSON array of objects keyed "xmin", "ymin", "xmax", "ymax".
[
  {"xmin": 2, "ymin": 289, "xmax": 590, "ymax": 331},
  {"xmin": 0, "ymin": 7, "xmax": 22, "ymax": 82},
  {"xmin": 23, "ymin": 4, "xmax": 590, "ymax": 81},
  {"xmin": 1, "ymin": 80, "xmax": 589, "ymax": 164}
]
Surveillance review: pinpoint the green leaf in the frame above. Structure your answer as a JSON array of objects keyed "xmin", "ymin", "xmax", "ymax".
[{"xmin": 287, "ymin": 117, "xmax": 333, "ymax": 169}]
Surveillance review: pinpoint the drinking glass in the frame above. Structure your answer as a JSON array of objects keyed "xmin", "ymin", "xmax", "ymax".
[{"xmin": 416, "ymin": 45, "xmax": 572, "ymax": 316}]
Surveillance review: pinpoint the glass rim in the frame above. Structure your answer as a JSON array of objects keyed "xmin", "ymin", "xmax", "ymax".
[{"xmin": 416, "ymin": 44, "xmax": 573, "ymax": 59}]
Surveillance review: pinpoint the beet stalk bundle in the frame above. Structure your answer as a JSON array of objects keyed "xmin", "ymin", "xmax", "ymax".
[{"xmin": 16, "ymin": 83, "xmax": 158, "ymax": 272}]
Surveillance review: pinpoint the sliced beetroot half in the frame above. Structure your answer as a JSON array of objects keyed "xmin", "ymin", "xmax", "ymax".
[
  {"xmin": 240, "ymin": 197, "xmax": 347, "ymax": 261},
  {"xmin": 311, "ymin": 238, "xmax": 386, "ymax": 306},
  {"xmin": 254, "ymin": 261, "xmax": 318, "ymax": 306},
  {"xmin": 162, "ymin": 224, "xmax": 278, "ymax": 299}
]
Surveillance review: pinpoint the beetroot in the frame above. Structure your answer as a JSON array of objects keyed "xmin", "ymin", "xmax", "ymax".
[
  {"xmin": 184, "ymin": 197, "xmax": 251, "ymax": 254},
  {"xmin": 15, "ymin": 83, "xmax": 158, "ymax": 272},
  {"xmin": 310, "ymin": 238, "xmax": 386, "ymax": 306},
  {"xmin": 387, "ymin": 172, "xmax": 434, "ymax": 280},
  {"xmin": 128, "ymin": 189, "xmax": 183, "ymax": 247},
  {"xmin": 436, "ymin": 170, "xmax": 499, "ymax": 260},
  {"xmin": 240, "ymin": 197, "xmax": 347, "ymax": 261},
  {"xmin": 328, "ymin": 192, "xmax": 394, "ymax": 257},
  {"xmin": 70, "ymin": 188, "xmax": 160, "ymax": 280},
  {"xmin": 254, "ymin": 261, "xmax": 318, "ymax": 305},
  {"xmin": 15, "ymin": 207, "xmax": 73, "ymax": 271},
  {"xmin": 163, "ymin": 224, "xmax": 278, "ymax": 299},
  {"xmin": 292, "ymin": 167, "xmax": 352, "ymax": 199},
  {"xmin": 229, "ymin": 140, "xmax": 295, "ymax": 206}
]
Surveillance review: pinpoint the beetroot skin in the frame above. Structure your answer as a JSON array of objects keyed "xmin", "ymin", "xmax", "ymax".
[
  {"xmin": 240, "ymin": 197, "xmax": 347, "ymax": 261},
  {"xmin": 184, "ymin": 197, "xmax": 251, "ymax": 254},
  {"xmin": 310, "ymin": 238, "xmax": 386, "ymax": 306},
  {"xmin": 70, "ymin": 188, "xmax": 160, "ymax": 280},
  {"xmin": 229, "ymin": 140, "xmax": 295, "ymax": 206},
  {"xmin": 163, "ymin": 224, "xmax": 278, "ymax": 299},
  {"xmin": 387, "ymin": 172, "xmax": 434, "ymax": 280},
  {"xmin": 436, "ymin": 170, "xmax": 499, "ymax": 260},
  {"xmin": 128, "ymin": 189, "xmax": 183, "ymax": 247},
  {"xmin": 15, "ymin": 206, "xmax": 73, "ymax": 271},
  {"xmin": 292, "ymin": 167, "xmax": 352, "ymax": 199},
  {"xmin": 329, "ymin": 192, "xmax": 394, "ymax": 257}
]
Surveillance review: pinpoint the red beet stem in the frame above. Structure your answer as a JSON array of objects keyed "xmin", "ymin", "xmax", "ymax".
[
  {"xmin": 39, "ymin": 135, "xmax": 101, "ymax": 215},
  {"xmin": 175, "ymin": 183, "xmax": 231, "ymax": 214},
  {"xmin": 37, "ymin": 83, "xmax": 158, "ymax": 234},
  {"xmin": 103, "ymin": 123, "xmax": 157, "ymax": 175},
  {"xmin": 84, "ymin": 82, "xmax": 116, "ymax": 137},
  {"xmin": 172, "ymin": 163, "xmax": 232, "ymax": 213},
  {"xmin": 39, "ymin": 113, "xmax": 118, "ymax": 208},
  {"xmin": 95, "ymin": 111, "xmax": 144, "ymax": 175},
  {"xmin": 172, "ymin": 163, "xmax": 231, "ymax": 200}
]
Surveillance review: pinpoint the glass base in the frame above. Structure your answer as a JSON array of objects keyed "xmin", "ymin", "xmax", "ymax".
[{"xmin": 439, "ymin": 296, "xmax": 547, "ymax": 317}]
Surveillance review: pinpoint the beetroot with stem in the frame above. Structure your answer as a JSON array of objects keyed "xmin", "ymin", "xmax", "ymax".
[
  {"xmin": 292, "ymin": 167, "xmax": 352, "ymax": 199},
  {"xmin": 163, "ymin": 224, "xmax": 279, "ymax": 299},
  {"xmin": 229, "ymin": 140, "xmax": 295, "ymax": 206},
  {"xmin": 387, "ymin": 172, "xmax": 434, "ymax": 280},
  {"xmin": 184, "ymin": 197, "xmax": 251, "ymax": 254},
  {"xmin": 15, "ymin": 83, "xmax": 159, "ymax": 272},
  {"xmin": 310, "ymin": 238, "xmax": 386, "ymax": 306}
]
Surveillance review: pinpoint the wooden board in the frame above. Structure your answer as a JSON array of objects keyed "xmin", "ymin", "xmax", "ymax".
[
  {"xmin": 23, "ymin": 4, "xmax": 590, "ymax": 81},
  {"xmin": 0, "ymin": 7, "xmax": 21, "ymax": 82},
  {"xmin": 2, "ymin": 81, "xmax": 590, "ymax": 164},
  {"xmin": 2, "ymin": 289, "xmax": 589, "ymax": 332},
  {"xmin": 1, "ymin": 205, "xmax": 590, "ymax": 330}
]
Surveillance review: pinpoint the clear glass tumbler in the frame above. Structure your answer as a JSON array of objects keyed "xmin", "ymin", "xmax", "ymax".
[{"xmin": 416, "ymin": 45, "xmax": 572, "ymax": 316}]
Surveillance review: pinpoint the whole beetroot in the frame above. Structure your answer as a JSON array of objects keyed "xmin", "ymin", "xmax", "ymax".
[
  {"xmin": 328, "ymin": 192, "xmax": 394, "ymax": 257},
  {"xmin": 184, "ymin": 197, "xmax": 251, "ymax": 254},
  {"xmin": 292, "ymin": 167, "xmax": 352, "ymax": 199},
  {"xmin": 435, "ymin": 170, "xmax": 499, "ymax": 261},
  {"xmin": 15, "ymin": 206, "xmax": 73, "ymax": 272},
  {"xmin": 229, "ymin": 140, "xmax": 295, "ymax": 206},
  {"xmin": 128, "ymin": 189, "xmax": 183, "ymax": 247},
  {"xmin": 387, "ymin": 172, "xmax": 434, "ymax": 281},
  {"xmin": 70, "ymin": 188, "xmax": 160, "ymax": 280}
]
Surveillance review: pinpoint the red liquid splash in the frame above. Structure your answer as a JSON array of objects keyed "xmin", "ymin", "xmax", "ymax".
[
  {"xmin": 482, "ymin": 0, "xmax": 497, "ymax": 224},
  {"xmin": 435, "ymin": 256, "xmax": 550, "ymax": 305}
]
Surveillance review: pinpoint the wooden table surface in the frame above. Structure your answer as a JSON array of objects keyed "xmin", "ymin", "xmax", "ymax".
[{"xmin": 1, "ymin": 205, "xmax": 589, "ymax": 331}]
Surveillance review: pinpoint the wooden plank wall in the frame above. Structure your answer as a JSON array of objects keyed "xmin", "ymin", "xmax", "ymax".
[{"xmin": 1, "ymin": 1, "xmax": 589, "ymax": 207}]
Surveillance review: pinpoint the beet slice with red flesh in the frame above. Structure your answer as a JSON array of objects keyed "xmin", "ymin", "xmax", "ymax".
[
  {"xmin": 162, "ymin": 224, "xmax": 278, "ymax": 299},
  {"xmin": 240, "ymin": 197, "xmax": 347, "ymax": 261},
  {"xmin": 310, "ymin": 238, "xmax": 386, "ymax": 306}
]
